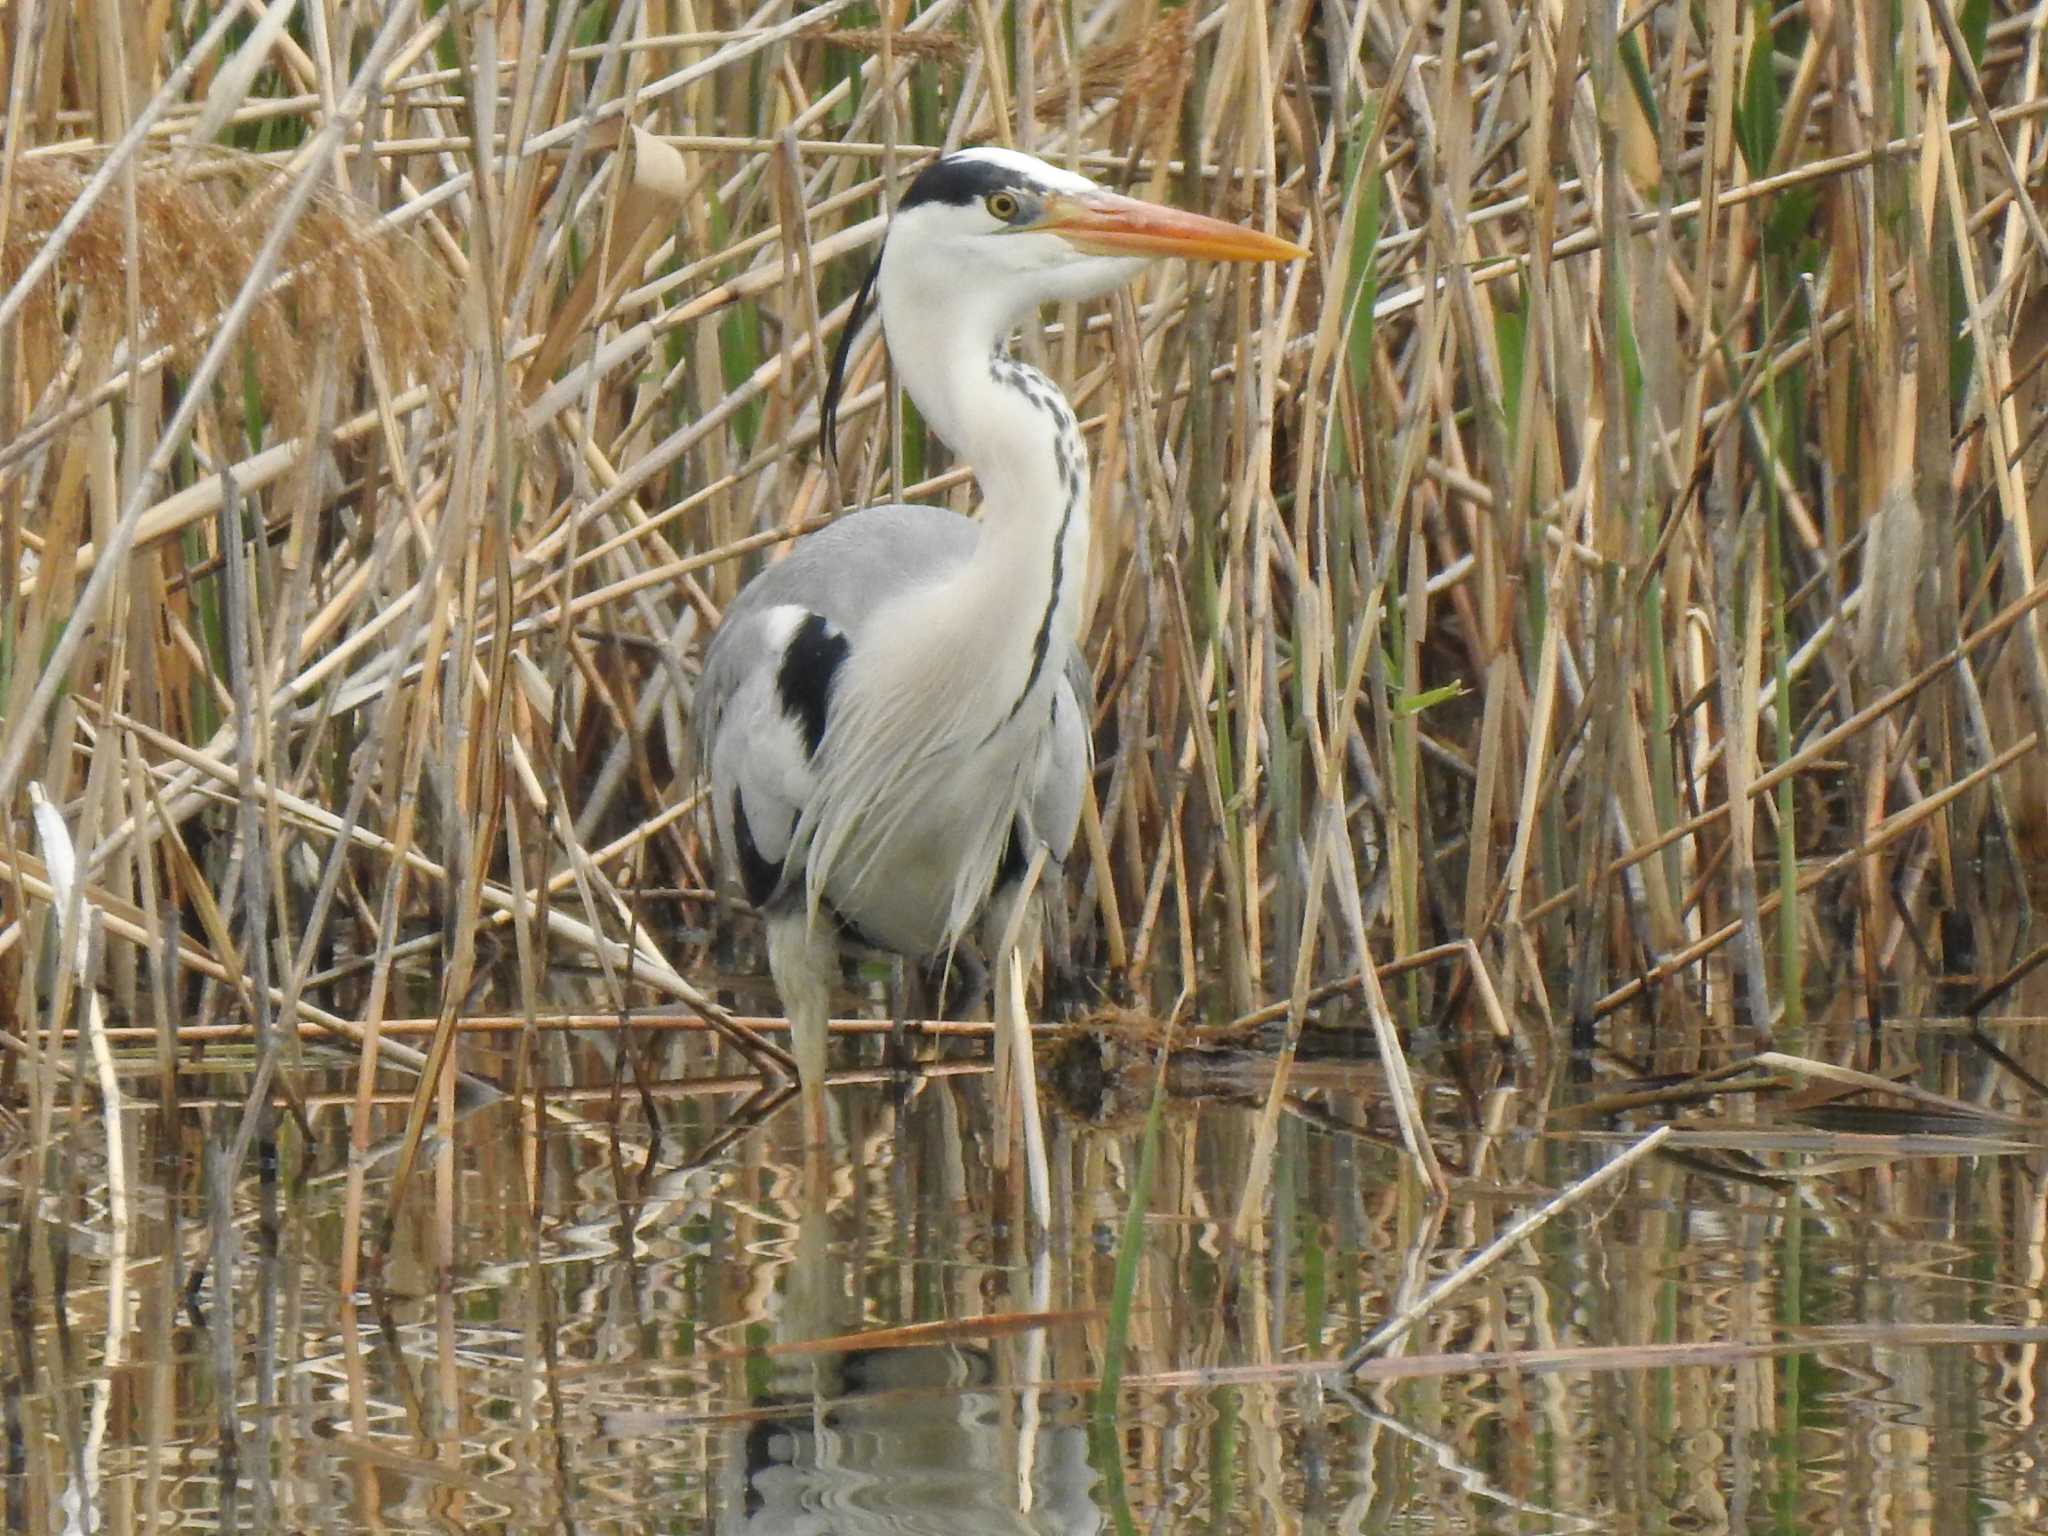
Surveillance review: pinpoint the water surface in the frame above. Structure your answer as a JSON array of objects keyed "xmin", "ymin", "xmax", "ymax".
[{"xmin": 5, "ymin": 997, "xmax": 2046, "ymax": 1533}]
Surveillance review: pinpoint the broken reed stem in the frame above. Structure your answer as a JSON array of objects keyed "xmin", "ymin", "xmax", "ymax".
[
  {"xmin": 1343, "ymin": 1124, "xmax": 1674, "ymax": 1369},
  {"xmin": 68, "ymin": 1011, "xmax": 1001, "ymax": 1046}
]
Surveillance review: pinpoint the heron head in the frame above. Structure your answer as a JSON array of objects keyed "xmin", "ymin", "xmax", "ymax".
[
  {"xmin": 821, "ymin": 147, "xmax": 1304, "ymax": 462},
  {"xmin": 885, "ymin": 146, "xmax": 1305, "ymax": 313}
]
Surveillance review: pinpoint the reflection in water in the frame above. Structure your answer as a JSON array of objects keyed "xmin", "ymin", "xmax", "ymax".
[
  {"xmin": 729, "ymin": 1340, "xmax": 1099, "ymax": 1534},
  {"xmin": 4, "ymin": 992, "xmax": 2048, "ymax": 1530},
  {"xmin": 720, "ymin": 1190, "xmax": 1101, "ymax": 1534}
]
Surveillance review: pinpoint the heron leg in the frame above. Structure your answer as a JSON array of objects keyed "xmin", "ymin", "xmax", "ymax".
[
  {"xmin": 979, "ymin": 875, "xmax": 1047, "ymax": 1005},
  {"xmin": 931, "ymin": 944, "xmax": 990, "ymax": 1019},
  {"xmin": 767, "ymin": 910, "xmax": 837, "ymax": 1148},
  {"xmin": 1036, "ymin": 861, "xmax": 1088, "ymax": 1017},
  {"xmin": 885, "ymin": 953, "xmax": 913, "ymax": 1073}
]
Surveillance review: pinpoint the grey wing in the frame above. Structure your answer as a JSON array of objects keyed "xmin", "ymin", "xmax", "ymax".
[
  {"xmin": 1029, "ymin": 650, "xmax": 1092, "ymax": 866},
  {"xmin": 699, "ymin": 605, "xmax": 820, "ymax": 906},
  {"xmin": 696, "ymin": 505, "xmax": 981, "ymax": 906}
]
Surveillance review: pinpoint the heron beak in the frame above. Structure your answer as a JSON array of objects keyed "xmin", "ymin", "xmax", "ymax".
[{"xmin": 1037, "ymin": 189, "xmax": 1308, "ymax": 263}]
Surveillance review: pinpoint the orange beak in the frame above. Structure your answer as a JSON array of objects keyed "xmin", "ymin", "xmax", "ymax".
[{"xmin": 1036, "ymin": 189, "xmax": 1307, "ymax": 263}]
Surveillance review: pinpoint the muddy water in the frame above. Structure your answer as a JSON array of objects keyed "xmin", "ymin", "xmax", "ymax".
[{"xmin": 3, "ymin": 1005, "xmax": 2046, "ymax": 1532}]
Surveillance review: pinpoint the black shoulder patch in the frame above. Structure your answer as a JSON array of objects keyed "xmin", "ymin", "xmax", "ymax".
[
  {"xmin": 775, "ymin": 612, "xmax": 849, "ymax": 758},
  {"xmin": 731, "ymin": 790, "xmax": 782, "ymax": 908},
  {"xmin": 900, "ymin": 153, "xmax": 1020, "ymax": 211}
]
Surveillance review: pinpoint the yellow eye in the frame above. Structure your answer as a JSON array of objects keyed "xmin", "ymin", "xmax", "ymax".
[{"xmin": 986, "ymin": 191, "xmax": 1021, "ymax": 221}]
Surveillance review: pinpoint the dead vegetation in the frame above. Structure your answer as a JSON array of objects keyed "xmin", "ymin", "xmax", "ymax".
[{"xmin": 1, "ymin": 1, "xmax": 2047, "ymax": 1195}]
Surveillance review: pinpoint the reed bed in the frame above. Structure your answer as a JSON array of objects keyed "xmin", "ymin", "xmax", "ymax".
[{"xmin": 3, "ymin": 0, "xmax": 2047, "ymax": 1191}]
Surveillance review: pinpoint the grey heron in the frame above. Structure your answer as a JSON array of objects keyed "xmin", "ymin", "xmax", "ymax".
[{"xmin": 697, "ymin": 147, "xmax": 1304, "ymax": 1145}]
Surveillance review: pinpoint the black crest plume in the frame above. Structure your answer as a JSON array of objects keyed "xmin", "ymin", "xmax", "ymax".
[{"xmin": 820, "ymin": 247, "xmax": 884, "ymax": 467}]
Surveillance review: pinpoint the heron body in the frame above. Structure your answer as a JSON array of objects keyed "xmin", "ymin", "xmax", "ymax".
[
  {"xmin": 698, "ymin": 503, "xmax": 1089, "ymax": 957},
  {"xmin": 696, "ymin": 147, "xmax": 1304, "ymax": 1143}
]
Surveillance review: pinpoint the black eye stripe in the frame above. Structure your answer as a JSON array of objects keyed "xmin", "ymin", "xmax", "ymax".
[{"xmin": 899, "ymin": 154, "xmax": 1029, "ymax": 211}]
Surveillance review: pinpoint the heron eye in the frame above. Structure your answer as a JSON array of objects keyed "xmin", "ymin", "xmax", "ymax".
[{"xmin": 986, "ymin": 190, "xmax": 1022, "ymax": 221}]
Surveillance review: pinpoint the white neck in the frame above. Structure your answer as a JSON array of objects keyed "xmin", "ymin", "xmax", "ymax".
[{"xmin": 877, "ymin": 273, "xmax": 1090, "ymax": 716}]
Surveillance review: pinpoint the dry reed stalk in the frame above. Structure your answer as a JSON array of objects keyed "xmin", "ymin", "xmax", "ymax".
[
  {"xmin": 25, "ymin": 783, "xmax": 127, "ymax": 1255},
  {"xmin": 2, "ymin": 0, "xmax": 2045, "ymax": 1255}
]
